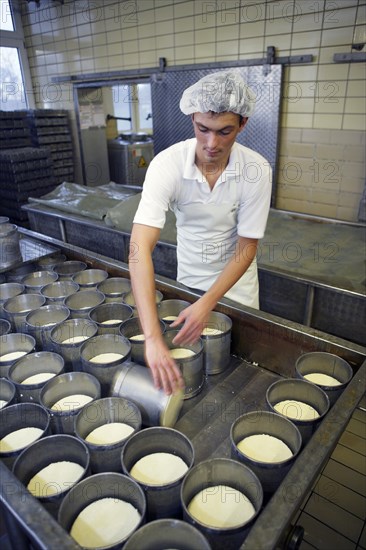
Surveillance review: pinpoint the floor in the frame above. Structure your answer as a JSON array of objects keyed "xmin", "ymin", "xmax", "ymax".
[{"xmin": 295, "ymin": 394, "xmax": 366, "ymax": 550}]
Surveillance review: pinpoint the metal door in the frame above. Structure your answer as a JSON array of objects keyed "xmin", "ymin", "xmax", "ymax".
[{"xmin": 150, "ymin": 65, "xmax": 282, "ymax": 204}]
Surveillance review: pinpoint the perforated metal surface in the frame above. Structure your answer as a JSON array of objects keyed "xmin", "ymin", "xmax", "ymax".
[{"xmin": 150, "ymin": 65, "xmax": 282, "ymax": 204}]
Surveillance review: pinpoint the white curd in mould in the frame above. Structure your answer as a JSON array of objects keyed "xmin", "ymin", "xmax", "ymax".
[
  {"xmin": 0, "ymin": 351, "xmax": 27, "ymax": 362},
  {"xmin": 201, "ymin": 327, "xmax": 223, "ymax": 336},
  {"xmin": 237, "ymin": 434, "xmax": 293, "ymax": 463},
  {"xmin": 62, "ymin": 336, "xmax": 89, "ymax": 344},
  {"xmin": 129, "ymin": 334, "xmax": 145, "ymax": 341},
  {"xmin": 163, "ymin": 315, "xmax": 178, "ymax": 321},
  {"xmin": 0, "ymin": 400, "xmax": 8, "ymax": 409},
  {"xmin": 51, "ymin": 394, "xmax": 93, "ymax": 411},
  {"xmin": 0, "ymin": 427, "xmax": 43, "ymax": 452},
  {"xmin": 27, "ymin": 461, "xmax": 84, "ymax": 497},
  {"xmin": 70, "ymin": 497, "xmax": 141, "ymax": 548},
  {"xmin": 188, "ymin": 485, "xmax": 256, "ymax": 528},
  {"xmin": 274, "ymin": 399, "xmax": 320, "ymax": 421},
  {"xmin": 130, "ymin": 452, "xmax": 188, "ymax": 485},
  {"xmin": 21, "ymin": 372, "xmax": 56, "ymax": 384},
  {"xmin": 100, "ymin": 319, "xmax": 123, "ymax": 325},
  {"xmin": 89, "ymin": 352, "xmax": 124, "ymax": 363},
  {"xmin": 304, "ymin": 372, "xmax": 341, "ymax": 386},
  {"xmin": 85, "ymin": 422, "xmax": 134, "ymax": 445},
  {"xmin": 170, "ymin": 348, "xmax": 195, "ymax": 359}
]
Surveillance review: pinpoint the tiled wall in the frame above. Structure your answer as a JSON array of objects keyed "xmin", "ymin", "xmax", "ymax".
[{"xmin": 20, "ymin": 0, "xmax": 366, "ymax": 222}]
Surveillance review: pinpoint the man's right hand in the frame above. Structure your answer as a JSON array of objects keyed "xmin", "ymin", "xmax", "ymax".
[{"xmin": 144, "ymin": 335, "xmax": 185, "ymax": 395}]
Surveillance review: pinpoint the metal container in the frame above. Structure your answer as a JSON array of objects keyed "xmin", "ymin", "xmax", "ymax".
[
  {"xmin": 119, "ymin": 317, "xmax": 165, "ymax": 365},
  {"xmin": 25, "ymin": 304, "xmax": 70, "ymax": 351},
  {"xmin": 0, "ymin": 377, "xmax": 16, "ymax": 409},
  {"xmin": 6, "ymin": 263, "xmax": 36, "ymax": 283},
  {"xmin": 74, "ymin": 396, "xmax": 142, "ymax": 473},
  {"xmin": 295, "ymin": 351, "xmax": 353, "ymax": 407},
  {"xmin": 121, "ymin": 426, "xmax": 194, "ymax": 520},
  {"xmin": 40, "ymin": 372, "xmax": 101, "ymax": 435},
  {"xmin": 0, "ymin": 223, "xmax": 22, "ymax": 270},
  {"xmin": 37, "ymin": 253, "xmax": 67, "ymax": 271},
  {"xmin": 97, "ymin": 276, "xmax": 131, "ymax": 302},
  {"xmin": 110, "ymin": 362, "xmax": 184, "ymax": 428},
  {"xmin": 122, "ymin": 289, "xmax": 163, "ymax": 315},
  {"xmin": 3, "ymin": 293, "xmax": 46, "ymax": 332},
  {"xmin": 21, "ymin": 270, "xmax": 58, "ymax": 294},
  {"xmin": 201, "ymin": 311, "xmax": 232, "ymax": 375},
  {"xmin": 40, "ymin": 280, "xmax": 79, "ymax": 305},
  {"xmin": 0, "ymin": 282, "xmax": 24, "ymax": 316},
  {"xmin": 107, "ymin": 133, "xmax": 154, "ymax": 186},
  {"xmin": 181, "ymin": 458, "xmax": 263, "ymax": 550},
  {"xmin": 0, "ymin": 318, "xmax": 11, "ymax": 336},
  {"xmin": 13, "ymin": 434, "xmax": 90, "ymax": 518},
  {"xmin": 0, "ymin": 402, "xmax": 50, "ymax": 469},
  {"xmin": 123, "ymin": 519, "xmax": 212, "ymax": 550},
  {"xmin": 266, "ymin": 378, "xmax": 330, "ymax": 445},
  {"xmin": 8, "ymin": 351, "xmax": 65, "ymax": 404},
  {"xmin": 72, "ymin": 268, "xmax": 109, "ymax": 291},
  {"xmin": 157, "ymin": 299, "xmax": 190, "ymax": 326},
  {"xmin": 0, "ymin": 216, "xmax": 10, "ymax": 224},
  {"xmin": 53, "ymin": 260, "xmax": 87, "ymax": 281},
  {"xmin": 0, "ymin": 333, "xmax": 35, "ymax": 378},
  {"xmin": 89, "ymin": 302, "xmax": 134, "ymax": 335},
  {"xmin": 80, "ymin": 333, "xmax": 132, "ymax": 396},
  {"xmin": 230, "ymin": 411, "xmax": 302, "ymax": 494},
  {"xmin": 64, "ymin": 289, "xmax": 105, "ymax": 319},
  {"xmin": 58, "ymin": 472, "xmax": 146, "ymax": 548},
  {"xmin": 163, "ymin": 330, "xmax": 204, "ymax": 399},
  {"xmin": 50, "ymin": 318, "xmax": 98, "ymax": 372}
]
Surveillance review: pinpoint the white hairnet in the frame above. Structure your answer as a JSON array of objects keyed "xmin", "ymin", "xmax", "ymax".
[{"xmin": 179, "ymin": 70, "xmax": 256, "ymax": 117}]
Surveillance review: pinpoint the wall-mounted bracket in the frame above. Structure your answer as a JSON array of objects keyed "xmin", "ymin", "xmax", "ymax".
[
  {"xmin": 263, "ymin": 46, "xmax": 276, "ymax": 76},
  {"xmin": 333, "ymin": 52, "xmax": 366, "ymax": 63}
]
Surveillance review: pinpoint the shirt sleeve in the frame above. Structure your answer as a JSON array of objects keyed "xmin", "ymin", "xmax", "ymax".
[
  {"xmin": 133, "ymin": 151, "xmax": 177, "ymax": 229},
  {"xmin": 237, "ymin": 153, "xmax": 272, "ymax": 239}
]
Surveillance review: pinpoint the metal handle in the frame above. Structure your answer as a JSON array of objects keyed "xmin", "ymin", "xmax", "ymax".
[{"xmin": 285, "ymin": 525, "xmax": 305, "ymax": 550}]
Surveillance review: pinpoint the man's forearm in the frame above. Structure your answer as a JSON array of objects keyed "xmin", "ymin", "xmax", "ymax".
[{"xmin": 128, "ymin": 228, "xmax": 162, "ymax": 340}]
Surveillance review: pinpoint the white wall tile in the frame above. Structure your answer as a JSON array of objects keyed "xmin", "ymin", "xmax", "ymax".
[
  {"xmin": 174, "ymin": 1, "xmax": 195, "ymax": 19},
  {"xmin": 322, "ymin": 6, "xmax": 357, "ymax": 29},
  {"xmin": 313, "ymin": 113, "xmax": 343, "ymax": 129},
  {"xmin": 343, "ymin": 114, "xmax": 366, "ymax": 131}
]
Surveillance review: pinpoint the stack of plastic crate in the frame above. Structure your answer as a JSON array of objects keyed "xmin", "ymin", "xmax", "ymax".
[
  {"xmin": 0, "ymin": 147, "xmax": 56, "ymax": 226},
  {"xmin": 0, "ymin": 111, "xmax": 32, "ymax": 149},
  {"xmin": 27, "ymin": 109, "xmax": 74, "ymax": 184}
]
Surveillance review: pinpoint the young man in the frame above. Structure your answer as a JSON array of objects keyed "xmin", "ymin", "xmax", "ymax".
[{"xmin": 129, "ymin": 70, "xmax": 272, "ymax": 395}]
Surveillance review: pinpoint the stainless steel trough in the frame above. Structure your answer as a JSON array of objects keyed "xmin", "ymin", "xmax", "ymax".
[
  {"xmin": 23, "ymin": 203, "xmax": 366, "ymax": 346},
  {"xmin": 0, "ymin": 230, "xmax": 365, "ymax": 550}
]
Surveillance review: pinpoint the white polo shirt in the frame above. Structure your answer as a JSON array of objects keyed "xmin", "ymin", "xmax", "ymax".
[{"xmin": 133, "ymin": 138, "xmax": 272, "ymax": 302}]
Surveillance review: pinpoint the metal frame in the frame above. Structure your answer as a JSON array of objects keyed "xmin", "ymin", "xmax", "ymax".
[
  {"xmin": 52, "ymin": 49, "xmax": 314, "ymax": 84},
  {"xmin": 333, "ymin": 52, "xmax": 366, "ymax": 63}
]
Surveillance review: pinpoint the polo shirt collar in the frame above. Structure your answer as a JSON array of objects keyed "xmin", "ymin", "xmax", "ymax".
[
  {"xmin": 183, "ymin": 139, "xmax": 239, "ymax": 184},
  {"xmin": 183, "ymin": 139, "xmax": 199, "ymax": 180}
]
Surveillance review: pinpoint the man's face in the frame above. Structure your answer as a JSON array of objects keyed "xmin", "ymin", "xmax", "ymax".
[{"xmin": 192, "ymin": 112, "xmax": 247, "ymax": 167}]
